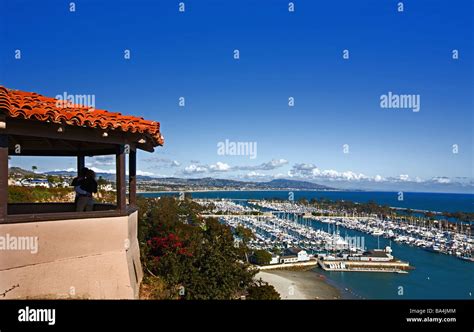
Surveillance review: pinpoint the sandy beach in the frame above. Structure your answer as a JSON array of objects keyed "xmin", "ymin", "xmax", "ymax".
[{"xmin": 256, "ymin": 270, "xmax": 340, "ymax": 300}]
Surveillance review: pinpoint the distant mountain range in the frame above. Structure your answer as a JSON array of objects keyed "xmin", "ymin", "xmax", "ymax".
[
  {"xmin": 145, "ymin": 177, "xmax": 334, "ymax": 190},
  {"xmin": 11, "ymin": 168, "xmax": 334, "ymax": 191}
]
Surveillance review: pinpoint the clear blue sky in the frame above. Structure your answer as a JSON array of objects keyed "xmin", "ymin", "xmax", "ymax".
[{"xmin": 1, "ymin": 0, "xmax": 472, "ymax": 192}]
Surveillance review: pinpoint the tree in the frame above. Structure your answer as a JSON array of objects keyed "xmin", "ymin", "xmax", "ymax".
[
  {"xmin": 246, "ymin": 279, "xmax": 280, "ymax": 300},
  {"xmin": 46, "ymin": 175, "xmax": 58, "ymax": 186},
  {"xmin": 234, "ymin": 225, "xmax": 255, "ymax": 262},
  {"xmin": 270, "ymin": 246, "xmax": 282, "ymax": 255},
  {"xmin": 251, "ymin": 249, "xmax": 272, "ymax": 265},
  {"xmin": 181, "ymin": 218, "xmax": 256, "ymax": 299},
  {"xmin": 97, "ymin": 176, "xmax": 107, "ymax": 187},
  {"xmin": 235, "ymin": 225, "xmax": 254, "ymax": 243},
  {"xmin": 424, "ymin": 211, "xmax": 435, "ymax": 220},
  {"xmin": 298, "ymin": 198, "xmax": 308, "ymax": 205},
  {"xmin": 138, "ymin": 196, "xmax": 257, "ymax": 300},
  {"xmin": 31, "ymin": 166, "xmax": 37, "ymax": 173}
]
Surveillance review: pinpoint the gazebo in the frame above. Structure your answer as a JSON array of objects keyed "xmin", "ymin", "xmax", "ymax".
[{"xmin": 0, "ymin": 86, "xmax": 163, "ymax": 299}]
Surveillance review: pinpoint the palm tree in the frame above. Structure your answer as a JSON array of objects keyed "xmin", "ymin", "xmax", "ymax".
[
  {"xmin": 441, "ymin": 211, "xmax": 452, "ymax": 232},
  {"xmin": 31, "ymin": 165, "xmax": 37, "ymax": 173},
  {"xmin": 405, "ymin": 208, "xmax": 413, "ymax": 225}
]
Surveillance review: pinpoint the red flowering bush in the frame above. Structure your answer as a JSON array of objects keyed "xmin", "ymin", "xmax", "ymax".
[
  {"xmin": 144, "ymin": 231, "xmax": 196, "ymax": 289},
  {"xmin": 138, "ymin": 196, "xmax": 257, "ymax": 299},
  {"xmin": 147, "ymin": 233, "xmax": 192, "ymax": 262}
]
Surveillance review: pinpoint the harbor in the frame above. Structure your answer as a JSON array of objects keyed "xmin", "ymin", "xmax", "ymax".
[
  {"xmin": 197, "ymin": 199, "xmax": 413, "ymax": 274},
  {"xmin": 194, "ymin": 197, "xmax": 474, "ymax": 299},
  {"xmin": 250, "ymin": 200, "xmax": 474, "ymax": 261},
  {"xmin": 196, "ymin": 198, "xmax": 473, "ymax": 261}
]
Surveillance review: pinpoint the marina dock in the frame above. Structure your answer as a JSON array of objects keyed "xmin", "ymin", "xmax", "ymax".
[
  {"xmin": 256, "ymin": 260, "xmax": 318, "ymax": 271},
  {"xmin": 317, "ymin": 258, "xmax": 411, "ymax": 273}
]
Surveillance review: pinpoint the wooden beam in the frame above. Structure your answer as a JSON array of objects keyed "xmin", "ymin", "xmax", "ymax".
[
  {"xmin": 8, "ymin": 149, "xmax": 118, "ymax": 157},
  {"xmin": 7, "ymin": 134, "xmax": 121, "ymax": 156},
  {"xmin": 77, "ymin": 155, "xmax": 85, "ymax": 174},
  {"xmin": 0, "ymin": 133, "xmax": 8, "ymax": 223},
  {"xmin": 129, "ymin": 149, "xmax": 137, "ymax": 207},
  {"xmin": 43, "ymin": 138, "xmax": 54, "ymax": 148},
  {"xmin": 58, "ymin": 139, "xmax": 77, "ymax": 150},
  {"xmin": 116, "ymin": 146, "xmax": 126, "ymax": 213},
  {"xmin": 8, "ymin": 135, "xmax": 20, "ymax": 148},
  {"xmin": 5, "ymin": 118, "xmax": 155, "ymax": 152}
]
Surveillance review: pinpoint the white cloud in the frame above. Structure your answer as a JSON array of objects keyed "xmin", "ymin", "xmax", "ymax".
[
  {"xmin": 89, "ymin": 167, "xmax": 115, "ymax": 174},
  {"xmin": 179, "ymin": 159, "xmax": 288, "ymax": 175},
  {"xmin": 143, "ymin": 156, "xmax": 181, "ymax": 168},
  {"xmin": 263, "ymin": 159, "xmax": 289, "ymax": 169},
  {"xmin": 290, "ymin": 165, "xmax": 368, "ymax": 181},
  {"xmin": 288, "ymin": 163, "xmax": 468, "ymax": 187},
  {"xmin": 53, "ymin": 168, "xmax": 76, "ymax": 172},
  {"xmin": 245, "ymin": 171, "xmax": 266, "ymax": 178},
  {"xmin": 183, "ymin": 164, "xmax": 208, "ymax": 174},
  {"xmin": 431, "ymin": 176, "xmax": 451, "ymax": 184},
  {"xmin": 399, "ymin": 174, "xmax": 410, "ymax": 182},
  {"xmin": 51, "ymin": 167, "xmax": 154, "ymax": 177},
  {"xmin": 374, "ymin": 175, "xmax": 384, "ymax": 182},
  {"xmin": 290, "ymin": 163, "xmax": 317, "ymax": 177},
  {"xmin": 234, "ymin": 159, "xmax": 289, "ymax": 171},
  {"xmin": 86, "ymin": 156, "xmax": 114, "ymax": 167},
  {"xmin": 209, "ymin": 162, "xmax": 231, "ymax": 172}
]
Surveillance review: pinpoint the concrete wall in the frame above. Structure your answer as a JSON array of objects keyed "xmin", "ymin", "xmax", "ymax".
[{"xmin": 0, "ymin": 211, "xmax": 143, "ymax": 299}]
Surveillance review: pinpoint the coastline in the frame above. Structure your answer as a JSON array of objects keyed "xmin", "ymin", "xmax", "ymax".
[
  {"xmin": 137, "ymin": 190, "xmax": 474, "ymax": 214},
  {"xmin": 256, "ymin": 270, "xmax": 341, "ymax": 300},
  {"xmin": 137, "ymin": 189, "xmax": 343, "ymax": 194}
]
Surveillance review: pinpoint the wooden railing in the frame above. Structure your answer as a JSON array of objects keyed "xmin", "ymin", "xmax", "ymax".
[{"xmin": 4, "ymin": 203, "xmax": 137, "ymax": 224}]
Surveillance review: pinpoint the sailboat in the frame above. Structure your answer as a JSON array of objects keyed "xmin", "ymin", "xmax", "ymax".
[
  {"xmin": 321, "ymin": 218, "xmax": 336, "ymax": 224},
  {"xmin": 372, "ymin": 229, "xmax": 384, "ymax": 236},
  {"xmin": 424, "ymin": 244, "xmax": 441, "ymax": 253}
]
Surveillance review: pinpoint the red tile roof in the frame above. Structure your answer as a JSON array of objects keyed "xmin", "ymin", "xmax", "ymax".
[{"xmin": 0, "ymin": 86, "xmax": 164, "ymax": 146}]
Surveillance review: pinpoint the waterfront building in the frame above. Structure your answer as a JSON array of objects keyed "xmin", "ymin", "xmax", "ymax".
[
  {"xmin": 279, "ymin": 247, "xmax": 310, "ymax": 263},
  {"xmin": 269, "ymin": 254, "xmax": 280, "ymax": 265},
  {"xmin": 360, "ymin": 251, "xmax": 392, "ymax": 262},
  {"xmin": 359, "ymin": 247, "xmax": 394, "ymax": 262}
]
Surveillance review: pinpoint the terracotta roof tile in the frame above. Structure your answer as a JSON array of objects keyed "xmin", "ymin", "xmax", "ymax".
[{"xmin": 0, "ymin": 86, "xmax": 164, "ymax": 146}]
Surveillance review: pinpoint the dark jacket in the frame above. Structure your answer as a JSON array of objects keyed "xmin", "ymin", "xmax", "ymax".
[
  {"xmin": 80, "ymin": 177, "xmax": 98, "ymax": 194},
  {"xmin": 71, "ymin": 176, "xmax": 84, "ymax": 187}
]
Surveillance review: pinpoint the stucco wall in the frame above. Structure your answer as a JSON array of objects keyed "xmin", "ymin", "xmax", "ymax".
[{"xmin": 0, "ymin": 211, "xmax": 143, "ymax": 299}]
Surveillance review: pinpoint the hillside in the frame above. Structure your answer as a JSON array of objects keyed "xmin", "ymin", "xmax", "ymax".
[{"xmin": 9, "ymin": 167, "xmax": 335, "ymax": 191}]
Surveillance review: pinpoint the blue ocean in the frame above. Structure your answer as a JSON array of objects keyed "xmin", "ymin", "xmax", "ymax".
[{"xmin": 141, "ymin": 190, "xmax": 474, "ymax": 213}]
